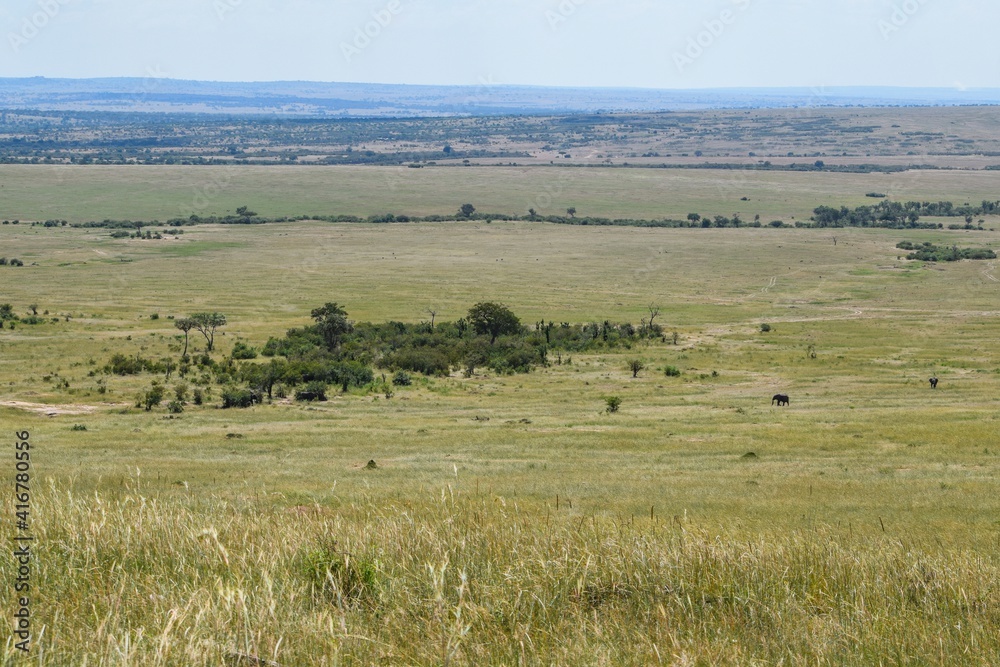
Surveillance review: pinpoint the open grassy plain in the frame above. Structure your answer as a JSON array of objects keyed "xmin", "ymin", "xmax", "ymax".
[
  {"xmin": 2, "ymin": 195, "xmax": 1000, "ymax": 662},
  {"xmin": 3, "ymin": 163, "xmax": 1000, "ymax": 224}
]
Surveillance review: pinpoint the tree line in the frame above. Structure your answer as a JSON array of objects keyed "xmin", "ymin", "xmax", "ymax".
[
  {"xmin": 811, "ymin": 200, "xmax": 1000, "ymax": 229},
  {"xmin": 41, "ymin": 198, "xmax": 999, "ymax": 234}
]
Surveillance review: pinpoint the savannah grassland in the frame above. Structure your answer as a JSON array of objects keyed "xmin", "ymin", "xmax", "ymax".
[{"xmin": 1, "ymin": 164, "xmax": 1000, "ymax": 665}]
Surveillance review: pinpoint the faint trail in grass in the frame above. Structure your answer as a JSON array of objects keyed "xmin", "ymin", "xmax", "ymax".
[{"xmin": 982, "ymin": 261, "xmax": 999, "ymax": 283}]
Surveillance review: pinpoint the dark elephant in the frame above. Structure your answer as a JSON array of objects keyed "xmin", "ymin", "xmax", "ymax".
[
  {"xmin": 771, "ymin": 394, "xmax": 789, "ymax": 406},
  {"xmin": 929, "ymin": 377, "xmax": 938, "ymax": 389}
]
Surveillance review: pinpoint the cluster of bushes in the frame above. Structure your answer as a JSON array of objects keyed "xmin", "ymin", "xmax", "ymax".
[
  {"xmin": 810, "ymin": 200, "xmax": 1000, "ymax": 229},
  {"xmin": 103, "ymin": 302, "xmax": 668, "ymax": 410},
  {"xmin": 110, "ymin": 229, "xmax": 165, "ymax": 239},
  {"xmin": 137, "ymin": 381, "xmax": 202, "ymax": 412},
  {"xmin": 261, "ymin": 303, "xmax": 665, "ymax": 382},
  {"xmin": 896, "ymin": 241, "xmax": 997, "ymax": 262},
  {"xmin": 0, "ymin": 303, "xmax": 59, "ymax": 328},
  {"xmin": 0, "ymin": 258, "xmax": 24, "ymax": 266},
  {"xmin": 105, "ymin": 353, "xmax": 165, "ymax": 376}
]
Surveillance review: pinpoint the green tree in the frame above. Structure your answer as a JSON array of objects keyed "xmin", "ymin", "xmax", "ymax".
[
  {"xmin": 258, "ymin": 359, "xmax": 287, "ymax": 400},
  {"xmin": 190, "ymin": 312, "xmax": 227, "ymax": 352},
  {"xmin": 174, "ymin": 317, "xmax": 197, "ymax": 357},
  {"xmin": 566, "ymin": 207, "xmax": 577, "ymax": 218},
  {"xmin": 141, "ymin": 383, "xmax": 165, "ymax": 411},
  {"xmin": 467, "ymin": 302, "xmax": 521, "ymax": 345},
  {"xmin": 628, "ymin": 359, "xmax": 645, "ymax": 378},
  {"xmin": 459, "ymin": 203, "xmax": 476, "ymax": 218},
  {"xmin": 311, "ymin": 303, "xmax": 353, "ymax": 351}
]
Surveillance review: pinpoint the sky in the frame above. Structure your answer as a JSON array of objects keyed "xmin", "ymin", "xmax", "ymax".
[{"xmin": 1, "ymin": 0, "xmax": 998, "ymax": 90}]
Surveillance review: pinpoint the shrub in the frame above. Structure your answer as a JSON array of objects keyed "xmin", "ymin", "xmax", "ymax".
[
  {"xmin": 760, "ymin": 323, "xmax": 772, "ymax": 332},
  {"xmin": 106, "ymin": 353, "xmax": 155, "ymax": 376},
  {"xmin": 167, "ymin": 400, "xmax": 184, "ymax": 414},
  {"xmin": 489, "ymin": 347, "xmax": 536, "ymax": 374},
  {"xmin": 300, "ymin": 540, "xmax": 382, "ymax": 608},
  {"xmin": 386, "ymin": 348, "xmax": 451, "ymax": 376},
  {"xmin": 71, "ymin": 424, "xmax": 87, "ymax": 431},
  {"xmin": 664, "ymin": 366, "xmax": 682, "ymax": 377},
  {"xmin": 328, "ymin": 361, "xmax": 373, "ymax": 389},
  {"xmin": 392, "ymin": 371, "xmax": 412, "ymax": 386},
  {"xmin": 140, "ymin": 383, "xmax": 165, "ymax": 411},
  {"xmin": 231, "ymin": 341, "xmax": 258, "ymax": 359},
  {"xmin": 605, "ymin": 396, "xmax": 622, "ymax": 413},
  {"xmin": 193, "ymin": 388, "xmax": 204, "ymax": 405},
  {"xmin": 221, "ymin": 387, "xmax": 256, "ymax": 408},
  {"xmin": 295, "ymin": 381, "xmax": 328, "ymax": 402},
  {"xmin": 628, "ymin": 359, "xmax": 645, "ymax": 378}
]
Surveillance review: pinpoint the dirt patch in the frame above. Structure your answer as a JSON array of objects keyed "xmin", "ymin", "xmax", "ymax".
[{"xmin": 0, "ymin": 401, "xmax": 98, "ymax": 416}]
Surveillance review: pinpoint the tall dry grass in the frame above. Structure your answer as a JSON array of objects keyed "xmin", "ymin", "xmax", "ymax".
[{"xmin": 4, "ymin": 481, "xmax": 998, "ymax": 665}]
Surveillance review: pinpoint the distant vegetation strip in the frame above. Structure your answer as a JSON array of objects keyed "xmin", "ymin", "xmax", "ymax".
[
  {"xmin": 11, "ymin": 198, "xmax": 991, "ymax": 232},
  {"xmin": 895, "ymin": 241, "xmax": 996, "ymax": 261}
]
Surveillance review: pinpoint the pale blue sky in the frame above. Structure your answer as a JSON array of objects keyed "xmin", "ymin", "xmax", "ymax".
[{"xmin": 2, "ymin": 0, "xmax": 998, "ymax": 89}]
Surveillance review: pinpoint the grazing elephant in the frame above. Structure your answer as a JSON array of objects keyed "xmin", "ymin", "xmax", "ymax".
[
  {"xmin": 772, "ymin": 394, "xmax": 789, "ymax": 406},
  {"xmin": 929, "ymin": 377, "xmax": 938, "ymax": 389}
]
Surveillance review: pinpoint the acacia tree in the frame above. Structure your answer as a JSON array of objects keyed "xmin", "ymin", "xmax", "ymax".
[
  {"xmin": 174, "ymin": 317, "xmax": 197, "ymax": 357},
  {"xmin": 459, "ymin": 204, "xmax": 476, "ymax": 218},
  {"xmin": 646, "ymin": 304, "xmax": 660, "ymax": 335},
  {"xmin": 311, "ymin": 302, "xmax": 353, "ymax": 352},
  {"xmin": 467, "ymin": 302, "xmax": 521, "ymax": 344},
  {"xmin": 190, "ymin": 312, "xmax": 227, "ymax": 352}
]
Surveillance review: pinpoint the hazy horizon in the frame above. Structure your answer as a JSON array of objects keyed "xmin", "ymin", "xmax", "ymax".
[{"xmin": 2, "ymin": 0, "xmax": 999, "ymax": 91}]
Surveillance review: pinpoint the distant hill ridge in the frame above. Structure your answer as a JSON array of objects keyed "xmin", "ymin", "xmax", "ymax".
[{"xmin": 1, "ymin": 77, "xmax": 999, "ymax": 117}]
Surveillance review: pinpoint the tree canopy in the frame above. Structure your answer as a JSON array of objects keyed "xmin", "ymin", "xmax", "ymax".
[
  {"xmin": 311, "ymin": 302, "xmax": 353, "ymax": 351},
  {"xmin": 467, "ymin": 302, "xmax": 521, "ymax": 344},
  {"xmin": 190, "ymin": 312, "xmax": 227, "ymax": 352}
]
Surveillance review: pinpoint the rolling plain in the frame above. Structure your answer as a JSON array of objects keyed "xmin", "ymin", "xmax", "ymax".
[{"xmin": 1, "ymin": 120, "xmax": 1000, "ymax": 663}]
